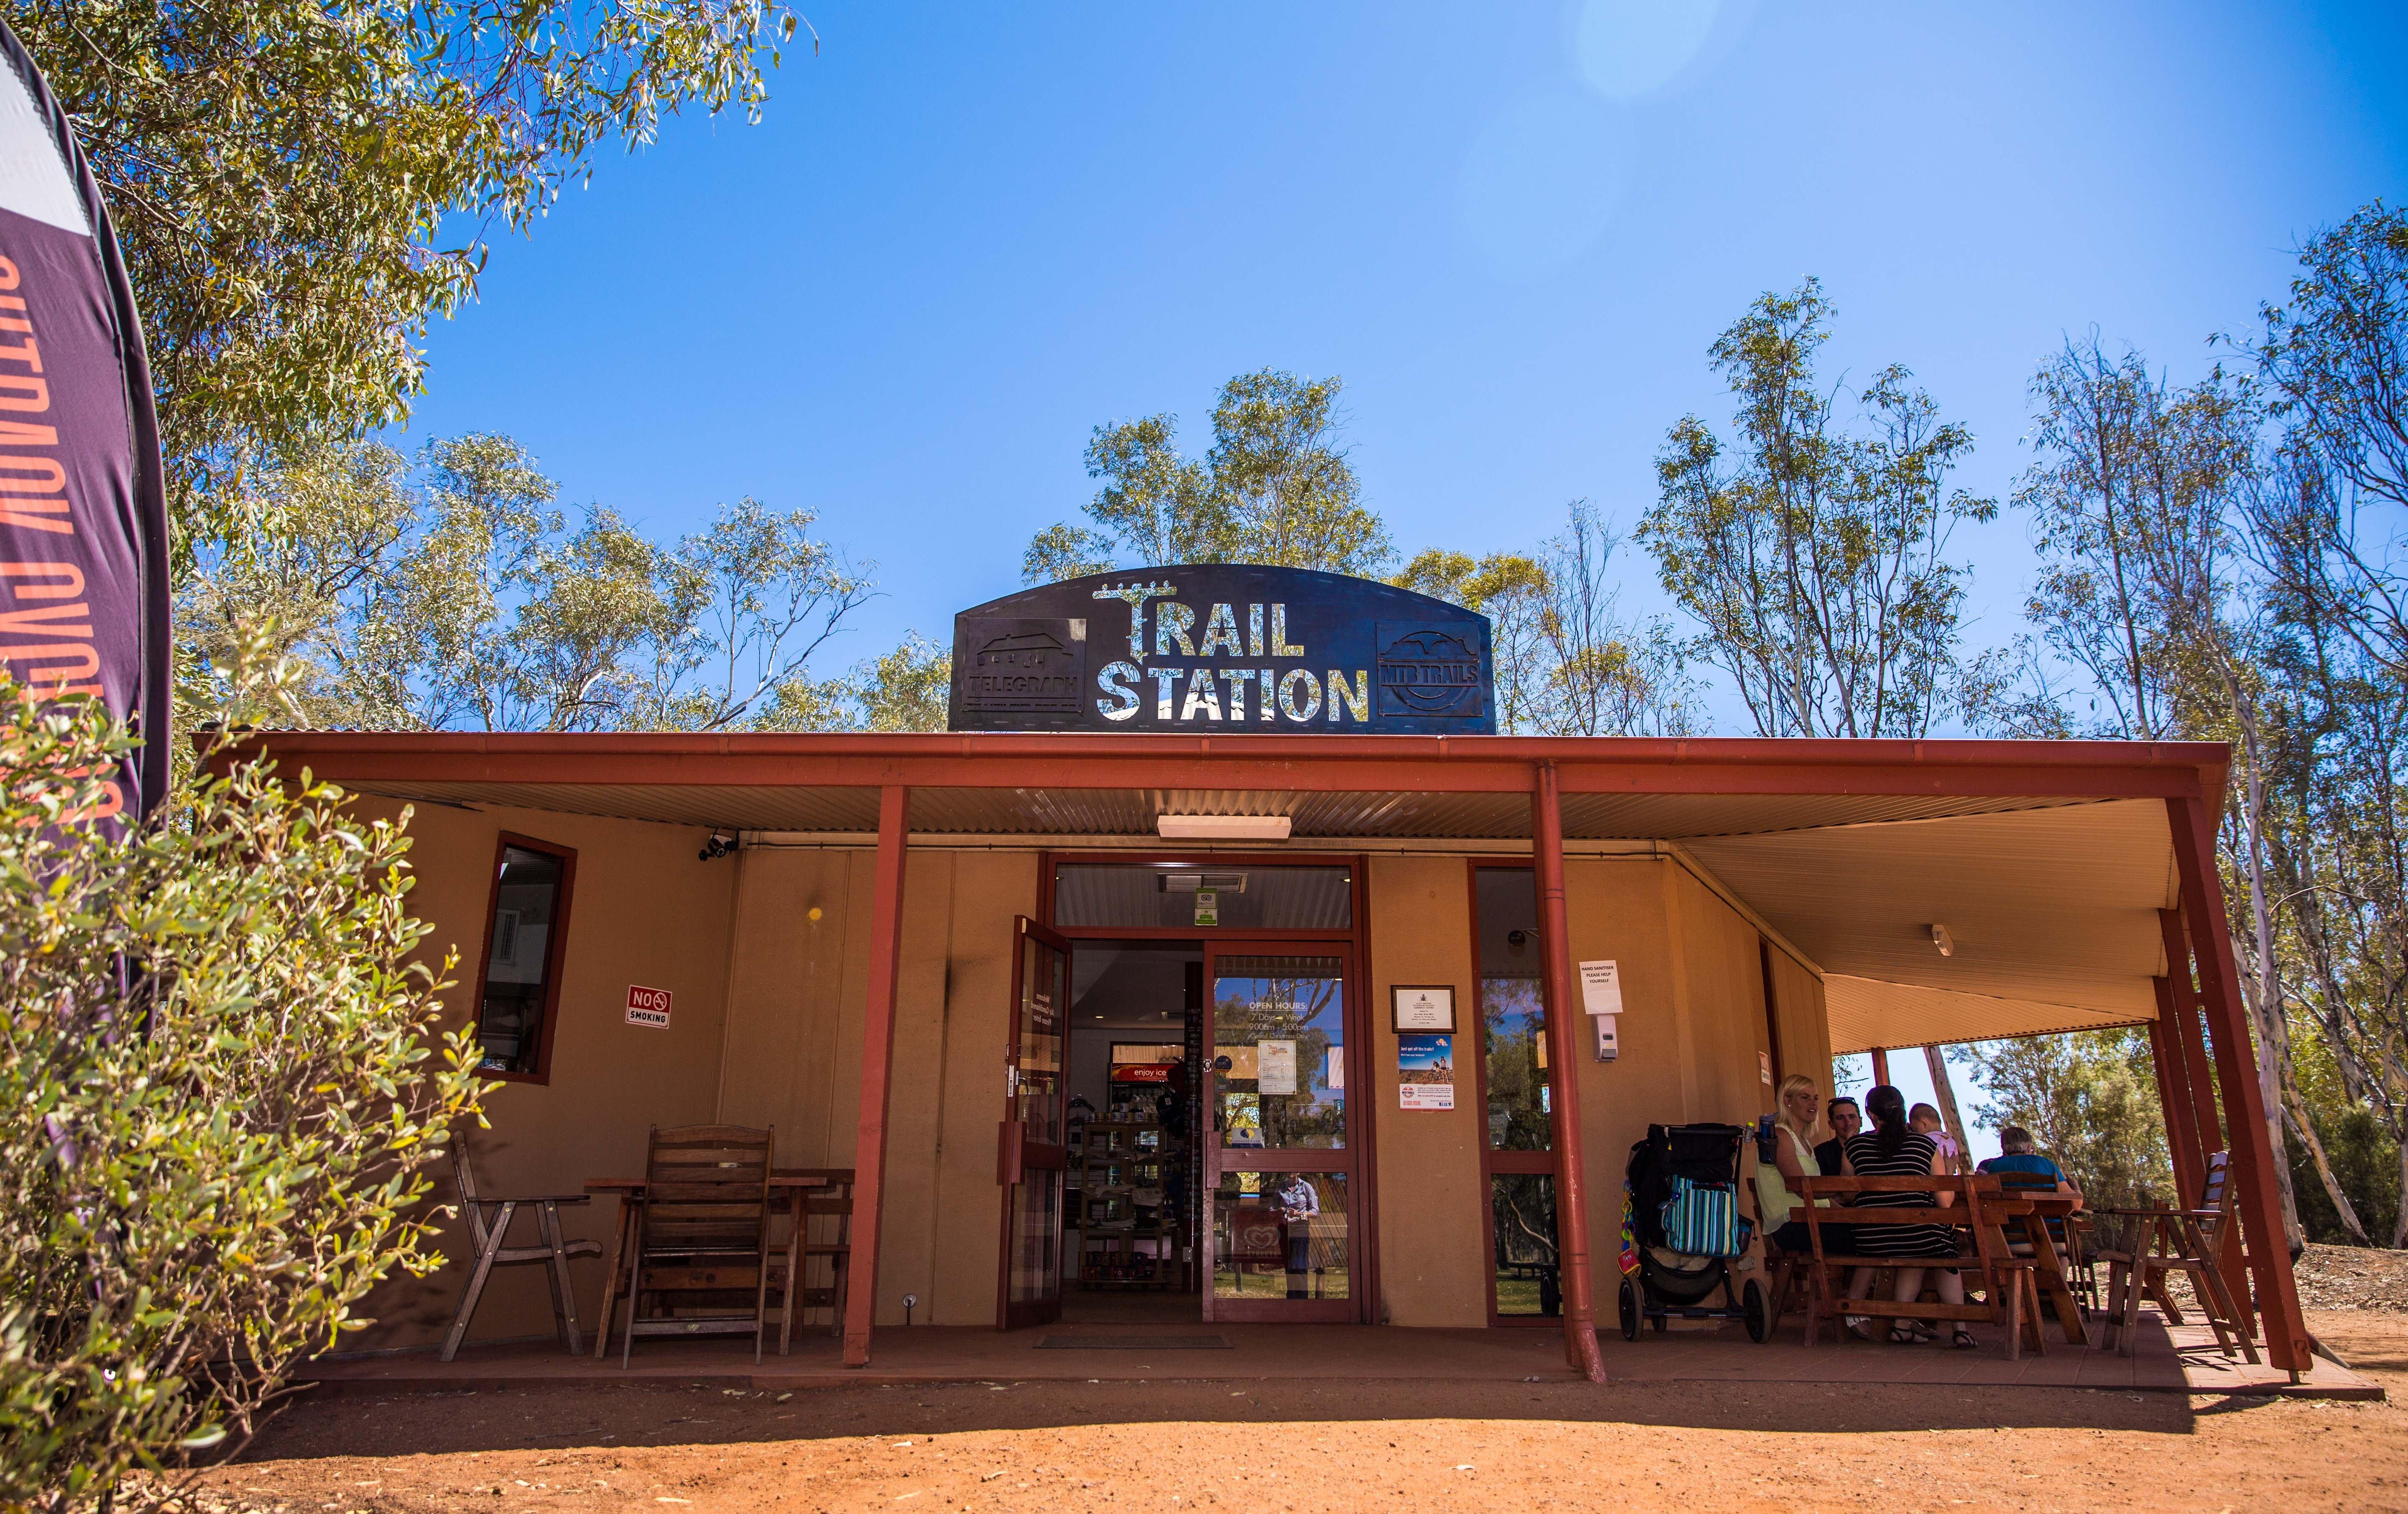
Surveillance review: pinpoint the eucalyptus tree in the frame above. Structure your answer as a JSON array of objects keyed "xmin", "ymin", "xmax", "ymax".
[
  {"xmin": 1394, "ymin": 505, "xmax": 1694, "ymax": 737},
  {"xmin": 2245, "ymin": 202, "xmax": 2408, "ymax": 681},
  {"xmin": 1641, "ymin": 279, "xmax": 1992, "ymax": 738},
  {"xmin": 1025, "ymin": 368, "xmax": 1393, "ymax": 581},
  {"xmin": 6, "ymin": 0, "xmax": 807, "ymax": 535},
  {"xmin": 181, "ymin": 434, "xmax": 877, "ymax": 733}
]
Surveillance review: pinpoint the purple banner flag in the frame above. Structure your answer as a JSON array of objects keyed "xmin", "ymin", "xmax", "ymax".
[{"xmin": 0, "ymin": 20, "xmax": 169, "ymax": 823}]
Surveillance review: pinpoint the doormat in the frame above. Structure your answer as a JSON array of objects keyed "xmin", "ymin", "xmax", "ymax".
[{"xmin": 1036, "ymin": 1335, "xmax": 1231, "ymax": 1350}]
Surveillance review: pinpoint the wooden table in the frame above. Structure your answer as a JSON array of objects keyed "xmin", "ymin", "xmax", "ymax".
[
  {"xmin": 585, "ymin": 1172, "xmax": 835, "ymax": 1360},
  {"xmin": 2008, "ymin": 1194, "xmax": 2092, "ymax": 1347}
]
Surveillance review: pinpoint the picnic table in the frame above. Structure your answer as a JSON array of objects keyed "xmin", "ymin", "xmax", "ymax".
[
  {"xmin": 1791, "ymin": 1172, "xmax": 2059, "ymax": 1358},
  {"xmin": 585, "ymin": 1170, "xmax": 845, "ymax": 1359}
]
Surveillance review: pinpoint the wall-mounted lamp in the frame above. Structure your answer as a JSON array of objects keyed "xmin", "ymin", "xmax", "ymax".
[{"xmin": 1930, "ymin": 923, "xmax": 1955, "ymax": 958}]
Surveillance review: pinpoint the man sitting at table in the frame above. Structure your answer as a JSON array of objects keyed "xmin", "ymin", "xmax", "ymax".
[
  {"xmin": 1976, "ymin": 1126, "xmax": 2082, "ymax": 1201},
  {"xmin": 1814, "ymin": 1096, "xmax": 1860, "ymax": 1177},
  {"xmin": 1977, "ymin": 1126, "xmax": 2082, "ymax": 1252}
]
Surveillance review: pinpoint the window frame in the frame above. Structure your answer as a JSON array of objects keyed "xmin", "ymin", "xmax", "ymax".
[
  {"xmin": 470, "ymin": 831, "xmax": 579, "ymax": 1086},
  {"xmin": 1464, "ymin": 858, "xmax": 1561, "ymax": 1327}
]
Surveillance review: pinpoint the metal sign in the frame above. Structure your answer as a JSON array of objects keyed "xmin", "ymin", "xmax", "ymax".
[
  {"xmin": 948, "ymin": 565, "xmax": 1494, "ymax": 734},
  {"xmin": 624, "ymin": 984, "xmax": 673, "ymax": 1029}
]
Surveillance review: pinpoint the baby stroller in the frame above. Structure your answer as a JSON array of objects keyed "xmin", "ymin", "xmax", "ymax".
[{"xmin": 1618, "ymin": 1122, "xmax": 1772, "ymax": 1343}]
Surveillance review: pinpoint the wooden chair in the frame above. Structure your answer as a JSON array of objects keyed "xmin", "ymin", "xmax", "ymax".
[
  {"xmin": 618, "ymin": 1124, "xmax": 776, "ymax": 1366},
  {"xmin": 1793, "ymin": 1173, "xmax": 2047, "ymax": 1360},
  {"xmin": 1992, "ymin": 1169, "xmax": 2091, "ymax": 1331},
  {"xmin": 768, "ymin": 1168, "xmax": 855, "ymax": 1354},
  {"xmin": 439, "ymin": 1145, "xmax": 601, "ymax": 1363},
  {"xmin": 2092, "ymin": 1150, "xmax": 2259, "ymax": 1364}
]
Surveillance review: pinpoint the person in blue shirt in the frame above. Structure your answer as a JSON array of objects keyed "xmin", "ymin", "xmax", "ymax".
[{"xmin": 1977, "ymin": 1126, "xmax": 2083, "ymax": 1249}]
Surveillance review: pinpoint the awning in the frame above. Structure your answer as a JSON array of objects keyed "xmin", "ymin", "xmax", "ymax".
[{"xmin": 237, "ymin": 730, "xmax": 2217, "ymax": 1055}]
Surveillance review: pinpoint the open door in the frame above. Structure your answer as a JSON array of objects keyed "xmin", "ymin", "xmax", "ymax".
[{"xmin": 996, "ymin": 916, "xmax": 1070, "ymax": 1330}]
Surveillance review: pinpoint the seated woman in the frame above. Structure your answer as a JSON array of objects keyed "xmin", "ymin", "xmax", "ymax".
[
  {"xmin": 1754, "ymin": 1074, "xmax": 1835, "ymax": 1255},
  {"xmin": 1843, "ymin": 1084, "xmax": 1974, "ymax": 1348}
]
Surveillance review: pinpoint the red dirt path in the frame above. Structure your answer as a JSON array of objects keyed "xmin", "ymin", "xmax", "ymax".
[{"xmin": 169, "ymin": 1311, "xmax": 2408, "ymax": 1514}]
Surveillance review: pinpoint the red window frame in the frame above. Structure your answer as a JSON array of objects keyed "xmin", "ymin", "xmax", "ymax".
[
  {"xmin": 1464, "ymin": 858, "xmax": 1561, "ymax": 1327},
  {"xmin": 470, "ymin": 831, "xmax": 579, "ymax": 1086}
]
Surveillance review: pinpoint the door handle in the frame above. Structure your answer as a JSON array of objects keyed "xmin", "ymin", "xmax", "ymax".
[{"xmin": 997, "ymin": 1119, "xmax": 1025, "ymax": 1186}]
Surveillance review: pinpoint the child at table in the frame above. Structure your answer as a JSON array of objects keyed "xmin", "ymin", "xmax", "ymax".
[{"xmin": 1910, "ymin": 1103, "xmax": 1963, "ymax": 1174}]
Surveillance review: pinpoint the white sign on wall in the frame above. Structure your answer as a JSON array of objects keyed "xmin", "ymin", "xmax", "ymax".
[
  {"xmin": 1579, "ymin": 960, "xmax": 1624, "ymax": 1016},
  {"xmin": 625, "ymin": 984, "xmax": 673, "ymax": 1029}
]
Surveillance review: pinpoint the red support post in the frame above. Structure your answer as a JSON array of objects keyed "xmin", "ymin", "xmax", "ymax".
[
  {"xmin": 842, "ymin": 785, "xmax": 912, "ymax": 1368},
  {"xmin": 1869, "ymin": 1047, "xmax": 1891, "ymax": 1087},
  {"xmin": 2146, "ymin": 983, "xmax": 2206, "ymax": 1208},
  {"xmin": 2161, "ymin": 906, "xmax": 2256, "ymax": 1334},
  {"xmin": 2165, "ymin": 796, "xmax": 2309, "ymax": 1374},
  {"xmin": 1533, "ymin": 760, "xmax": 1607, "ymax": 1383}
]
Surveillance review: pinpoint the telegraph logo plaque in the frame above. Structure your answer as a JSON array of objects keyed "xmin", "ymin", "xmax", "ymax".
[{"xmin": 957, "ymin": 617, "xmax": 1087, "ymax": 720}]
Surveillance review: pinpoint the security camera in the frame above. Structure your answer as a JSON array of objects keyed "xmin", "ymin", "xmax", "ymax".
[{"xmin": 698, "ymin": 830, "xmax": 737, "ymax": 862}]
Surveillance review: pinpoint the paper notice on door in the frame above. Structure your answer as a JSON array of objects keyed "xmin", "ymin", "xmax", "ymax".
[
  {"xmin": 1194, "ymin": 887, "xmax": 1219, "ymax": 926},
  {"xmin": 1257, "ymin": 1039, "xmax": 1298, "ymax": 1095},
  {"xmin": 1327, "ymin": 1048, "xmax": 1344, "ymax": 1091}
]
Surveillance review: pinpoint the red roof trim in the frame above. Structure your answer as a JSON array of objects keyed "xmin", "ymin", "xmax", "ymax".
[{"xmin": 215, "ymin": 730, "xmax": 2228, "ymax": 802}]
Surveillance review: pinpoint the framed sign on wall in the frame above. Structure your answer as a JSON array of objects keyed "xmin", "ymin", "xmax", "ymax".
[{"xmin": 1390, "ymin": 984, "xmax": 1457, "ymax": 1034}]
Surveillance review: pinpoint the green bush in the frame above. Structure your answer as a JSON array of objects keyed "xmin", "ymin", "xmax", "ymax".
[{"xmin": 0, "ymin": 687, "xmax": 483, "ymax": 1509}]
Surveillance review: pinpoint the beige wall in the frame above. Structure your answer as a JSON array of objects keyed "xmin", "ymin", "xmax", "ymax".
[
  {"xmin": 347, "ymin": 797, "xmax": 741, "ymax": 1351},
  {"xmin": 713, "ymin": 846, "xmax": 1036, "ymax": 1328},
  {"xmin": 1365, "ymin": 855, "xmax": 1487, "ymax": 1326},
  {"xmin": 341, "ymin": 805, "xmax": 1834, "ymax": 1351},
  {"xmin": 1557, "ymin": 857, "xmax": 1829, "ymax": 1329}
]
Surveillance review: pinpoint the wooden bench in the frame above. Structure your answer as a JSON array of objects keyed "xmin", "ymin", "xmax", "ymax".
[{"xmin": 1792, "ymin": 1172, "xmax": 2046, "ymax": 1359}]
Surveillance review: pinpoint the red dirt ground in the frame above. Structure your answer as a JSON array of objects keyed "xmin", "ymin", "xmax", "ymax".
[{"xmin": 156, "ymin": 1310, "xmax": 2408, "ymax": 1514}]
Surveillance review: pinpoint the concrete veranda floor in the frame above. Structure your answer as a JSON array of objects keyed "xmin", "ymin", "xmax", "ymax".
[{"xmin": 301, "ymin": 1304, "xmax": 2379, "ymax": 1402}]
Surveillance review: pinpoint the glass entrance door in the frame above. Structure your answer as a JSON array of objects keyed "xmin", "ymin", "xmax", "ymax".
[
  {"xmin": 997, "ymin": 917, "xmax": 1070, "ymax": 1330},
  {"xmin": 1201, "ymin": 945, "xmax": 1359, "ymax": 1322}
]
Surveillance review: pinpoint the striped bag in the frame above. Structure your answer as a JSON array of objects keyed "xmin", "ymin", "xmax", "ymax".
[{"xmin": 1658, "ymin": 1175, "xmax": 1745, "ymax": 1257}]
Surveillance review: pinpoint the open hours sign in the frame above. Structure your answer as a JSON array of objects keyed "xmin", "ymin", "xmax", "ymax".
[{"xmin": 625, "ymin": 984, "xmax": 672, "ymax": 1029}]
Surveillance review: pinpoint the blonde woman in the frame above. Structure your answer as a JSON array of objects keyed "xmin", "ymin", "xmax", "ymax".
[{"xmin": 1753, "ymin": 1074, "xmax": 1828, "ymax": 1254}]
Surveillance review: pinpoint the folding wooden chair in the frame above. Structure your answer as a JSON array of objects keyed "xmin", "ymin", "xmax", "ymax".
[
  {"xmin": 439, "ymin": 1144, "xmax": 601, "ymax": 1362},
  {"xmin": 2093, "ymin": 1150, "xmax": 2259, "ymax": 1363},
  {"xmin": 770, "ymin": 1168, "xmax": 855, "ymax": 1354},
  {"xmin": 619, "ymin": 1124, "xmax": 776, "ymax": 1366}
]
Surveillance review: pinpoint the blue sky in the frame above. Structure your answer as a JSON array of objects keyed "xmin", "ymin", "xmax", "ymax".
[{"xmin": 403, "ymin": 1, "xmax": 2406, "ymax": 731}]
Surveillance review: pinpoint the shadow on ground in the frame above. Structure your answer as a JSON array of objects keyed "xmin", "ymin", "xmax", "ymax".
[{"xmin": 232, "ymin": 1374, "xmax": 2219, "ymax": 1466}]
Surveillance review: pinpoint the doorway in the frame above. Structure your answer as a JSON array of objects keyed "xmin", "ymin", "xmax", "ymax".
[
  {"xmin": 995, "ymin": 854, "xmax": 1373, "ymax": 1330},
  {"xmin": 1058, "ymin": 940, "xmax": 1204, "ymax": 1327}
]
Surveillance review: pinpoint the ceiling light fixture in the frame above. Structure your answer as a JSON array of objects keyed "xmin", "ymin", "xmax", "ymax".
[
  {"xmin": 1931, "ymin": 923, "xmax": 1955, "ymax": 958},
  {"xmin": 1156, "ymin": 814, "xmax": 1291, "ymax": 841}
]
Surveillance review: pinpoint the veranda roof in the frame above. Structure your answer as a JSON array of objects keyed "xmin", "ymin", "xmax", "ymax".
[{"xmin": 230, "ymin": 731, "xmax": 2221, "ymax": 1055}]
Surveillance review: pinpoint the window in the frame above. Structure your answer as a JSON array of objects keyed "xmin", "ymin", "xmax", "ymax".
[
  {"xmin": 1053, "ymin": 864, "xmax": 1352, "ymax": 930},
  {"xmin": 1475, "ymin": 868, "xmax": 1551, "ymax": 1152},
  {"xmin": 474, "ymin": 835, "xmax": 576, "ymax": 1080},
  {"xmin": 1473, "ymin": 864, "xmax": 1560, "ymax": 1318}
]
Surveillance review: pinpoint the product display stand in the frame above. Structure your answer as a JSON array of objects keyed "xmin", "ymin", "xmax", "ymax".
[{"xmin": 1070, "ymin": 1102, "xmax": 1186, "ymax": 1290}]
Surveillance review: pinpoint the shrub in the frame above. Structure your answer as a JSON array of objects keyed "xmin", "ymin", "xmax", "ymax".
[{"xmin": 0, "ymin": 687, "xmax": 482, "ymax": 1509}]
